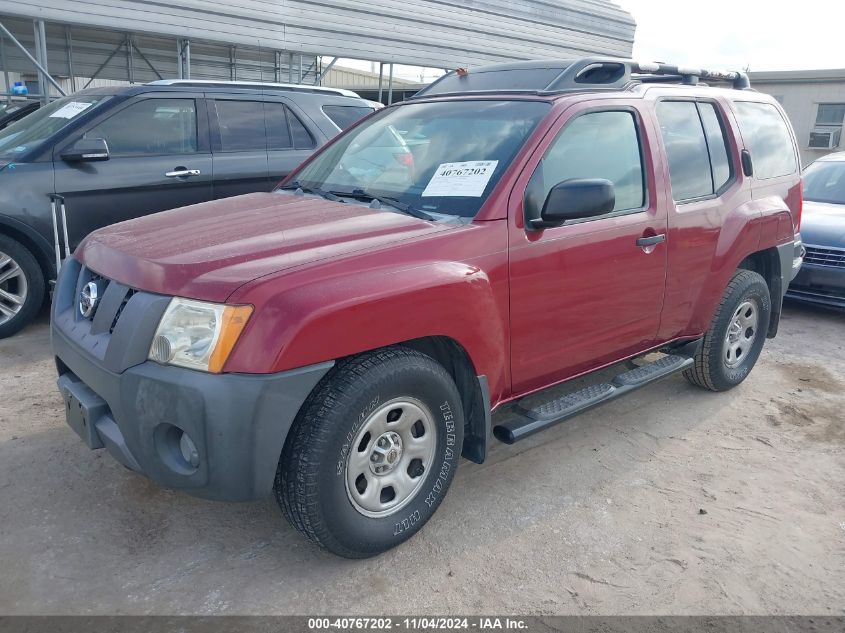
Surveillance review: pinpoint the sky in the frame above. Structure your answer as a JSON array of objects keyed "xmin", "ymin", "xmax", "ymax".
[{"xmin": 616, "ymin": 0, "xmax": 845, "ymax": 71}]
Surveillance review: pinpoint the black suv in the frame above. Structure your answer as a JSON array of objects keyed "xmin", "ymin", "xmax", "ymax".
[{"xmin": 0, "ymin": 80, "xmax": 375, "ymax": 337}]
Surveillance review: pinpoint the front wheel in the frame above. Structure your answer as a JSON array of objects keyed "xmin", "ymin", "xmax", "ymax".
[
  {"xmin": 275, "ymin": 347, "xmax": 464, "ymax": 558},
  {"xmin": 684, "ymin": 269, "xmax": 771, "ymax": 392},
  {"xmin": 0, "ymin": 235, "xmax": 45, "ymax": 339}
]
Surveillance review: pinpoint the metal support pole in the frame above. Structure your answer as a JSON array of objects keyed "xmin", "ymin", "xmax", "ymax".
[
  {"xmin": 177, "ymin": 39, "xmax": 183, "ymax": 79},
  {"xmin": 65, "ymin": 26, "xmax": 75, "ymax": 92},
  {"xmin": 183, "ymin": 39, "xmax": 190, "ymax": 79},
  {"xmin": 377, "ymin": 62, "xmax": 384, "ymax": 104},
  {"xmin": 313, "ymin": 56, "xmax": 338, "ymax": 85},
  {"xmin": 0, "ymin": 21, "xmax": 65, "ymax": 97},
  {"xmin": 298, "ymin": 54, "xmax": 302, "ymax": 83},
  {"xmin": 0, "ymin": 34, "xmax": 10, "ymax": 105},
  {"xmin": 229, "ymin": 45, "xmax": 236, "ymax": 80},
  {"xmin": 33, "ymin": 20, "xmax": 48, "ymax": 103},
  {"xmin": 125, "ymin": 33, "xmax": 134, "ymax": 83},
  {"xmin": 288, "ymin": 52, "xmax": 293, "ymax": 83},
  {"xmin": 387, "ymin": 62, "xmax": 394, "ymax": 105}
]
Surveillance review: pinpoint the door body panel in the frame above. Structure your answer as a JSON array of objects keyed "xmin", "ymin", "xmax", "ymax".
[
  {"xmin": 508, "ymin": 99, "xmax": 669, "ymax": 395},
  {"xmin": 53, "ymin": 93, "xmax": 212, "ymax": 250},
  {"xmin": 207, "ymin": 96, "xmax": 270, "ymax": 199}
]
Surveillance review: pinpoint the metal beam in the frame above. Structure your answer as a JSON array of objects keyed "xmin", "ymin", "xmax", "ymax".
[
  {"xmin": 377, "ymin": 62, "xmax": 384, "ymax": 103},
  {"xmin": 0, "ymin": 21, "xmax": 66, "ymax": 97},
  {"xmin": 131, "ymin": 42, "xmax": 163, "ymax": 80},
  {"xmin": 83, "ymin": 39, "xmax": 124, "ymax": 89},
  {"xmin": 33, "ymin": 20, "xmax": 48, "ymax": 103},
  {"xmin": 313, "ymin": 56, "xmax": 337, "ymax": 85},
  {"xmin": 125, "ymin": 33, "xmax": 134, "ymax": 83},
  {"xmin": 387, "ymin": 63, "xmax": 394, "ymax": 105},
  {"xmin": 65, "ymin": 26, "xmax": 75, "ymax": 92},
  {"xmin": 0, "ymin": 33, "xmax": 10, "ymax": 105},
  {"xmin": 229, "ymin": 45, "xmax": 237, "ymax": 81}
]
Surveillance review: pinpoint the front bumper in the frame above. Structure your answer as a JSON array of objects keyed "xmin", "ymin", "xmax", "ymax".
[
  {"xmin": 787, "ymin": 262, "xmax": 845, "ymax": 310},
  {"xmin": 51, "ymin": 259, "xmax": 332, "ymax": 501}
]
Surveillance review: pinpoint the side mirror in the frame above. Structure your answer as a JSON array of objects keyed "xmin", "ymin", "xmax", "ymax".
[
  {"xmin": 61, "ymin": 138, "xmax": 110, "ymax": 162},
  {"xmin": 533, "ymin": 178, "xmax": 615, "ymax": 228}
]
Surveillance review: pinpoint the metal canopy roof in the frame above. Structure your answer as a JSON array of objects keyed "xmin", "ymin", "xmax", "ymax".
[{"xmin": 0, "ymin": 0, "xmax": 635, "ymax": 69}]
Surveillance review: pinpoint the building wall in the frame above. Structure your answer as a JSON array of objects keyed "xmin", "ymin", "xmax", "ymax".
[
  {"xmin": 750, "ymin": 70, "xmax": 845, "ymax": 167},
  {"xmin": 0, "ymin": 0, "xmax": 635, "ymax": 69}
]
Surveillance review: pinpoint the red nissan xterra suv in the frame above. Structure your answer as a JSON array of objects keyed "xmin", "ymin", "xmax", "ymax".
[{"xmin": 52, "ymin": 59, "xmax": 804, "ymax": 558}]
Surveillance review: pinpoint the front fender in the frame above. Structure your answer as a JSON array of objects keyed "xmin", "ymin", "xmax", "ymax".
[{"xmin": 226, "ymin": 253, "xmax": 510, "ymax": 402}]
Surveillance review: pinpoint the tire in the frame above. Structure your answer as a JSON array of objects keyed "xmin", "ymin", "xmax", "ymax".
[
  {"xmin": 0, "ymin": 235, "xmax": 45, "ymax": 339},
  {"xmin": 275, "ymin": 346, "xmax": 464, "ymax": 558},
  {"xmin": 684, "ymin": 269, "xmax": 771, "ymax": 392}
]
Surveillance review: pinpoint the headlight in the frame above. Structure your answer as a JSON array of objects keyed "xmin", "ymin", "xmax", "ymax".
[{"xmin": 148, "ymin": 298, "xmax": 253, "ymax": 373}]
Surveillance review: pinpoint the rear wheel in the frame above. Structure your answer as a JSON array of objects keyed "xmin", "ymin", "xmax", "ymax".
[
  {"xmin": 275, "ymin": 347, "xmax": 464, "ymax": 558},
  {"xmin": 0, "ymin": 236, "xmax": 45, "ymax": 339},
  {"xmin": 684, "ymin": 269, "xmax": 771, "ymax": 391}
]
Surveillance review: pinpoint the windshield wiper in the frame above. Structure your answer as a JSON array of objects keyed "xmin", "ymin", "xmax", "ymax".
[
  {"xmin": 278, "ymin": 180, "xmax": 341, "ymax": 202},
  {"xmin": 332, "ymin": 189, "xmax": 435, "ymax": 221}
]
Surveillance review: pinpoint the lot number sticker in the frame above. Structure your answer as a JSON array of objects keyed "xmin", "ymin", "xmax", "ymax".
[
  {"xmin": 49, "ymin": 102, "xmax": 94, "ymax": 119},
  {"xmin": 422, "ymin": 160, "xmax": 499, "ymax": 197}
]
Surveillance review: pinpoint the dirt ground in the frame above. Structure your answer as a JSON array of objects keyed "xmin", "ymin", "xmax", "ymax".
[{"xmin": 0, "ymin": 301, "xmax": 843, "ymax": 615}]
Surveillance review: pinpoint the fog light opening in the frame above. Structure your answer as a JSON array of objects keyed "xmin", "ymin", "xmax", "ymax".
[
  {"xmin": 179, "ymin": 431, "xmax": 200, "ymax": 468},
  {"xmin": 153, "ymin": 423, "xmax": 200, "ymax": 475}
]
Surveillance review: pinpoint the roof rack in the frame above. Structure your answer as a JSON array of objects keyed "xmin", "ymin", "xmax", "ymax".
[
  {"xmin": 413, "ymin": 58, "xmax": 751, "ymax": 99},
  {"xmin": 146, "ymin": 79, "xmax": 360, "ymax": 98}
]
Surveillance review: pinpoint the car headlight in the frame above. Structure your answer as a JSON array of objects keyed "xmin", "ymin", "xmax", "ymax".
[{"xmin": 148, "ymin": 298, "xmax": 253, "ymax": 373}]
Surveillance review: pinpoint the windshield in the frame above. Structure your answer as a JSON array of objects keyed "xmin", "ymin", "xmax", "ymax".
[
  {"xmin": 288, "ymin": 100, "xmax": 550, "ymax": 218},
  {"xmin": 0, "ymin": 94, "xmax": 109, "ymax": 160},
  {"xmin": 803, "ymin": 160, "xmax": 845, "ymax": 205}
]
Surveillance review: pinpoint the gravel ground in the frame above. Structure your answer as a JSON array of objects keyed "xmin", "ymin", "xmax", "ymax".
[{"xmin": 0, "ymin": 300, "xmax": 843, "ymax": 615}]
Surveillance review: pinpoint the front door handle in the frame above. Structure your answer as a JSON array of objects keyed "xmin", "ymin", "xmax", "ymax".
[
  {"xmin": 636, "ymin": 234, "xmax": 666, "ymax": 247},
  {"xmin": 165, "ymin": 168, "xmax": 201, "ymax": 178}
]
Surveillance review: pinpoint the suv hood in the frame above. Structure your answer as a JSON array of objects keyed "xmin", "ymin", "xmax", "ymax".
[
  {"xmin": 801, "ymin": 200, "xmax": 845, "ymax": 247},
  {"xmin": 77, "ymin": 192, "xmax": 455, "ymax": 302}
]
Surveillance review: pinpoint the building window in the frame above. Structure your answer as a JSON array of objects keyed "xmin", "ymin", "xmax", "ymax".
[{"xmin": 809, "ymin": 103, "xmax": 845, "ymax": 150}]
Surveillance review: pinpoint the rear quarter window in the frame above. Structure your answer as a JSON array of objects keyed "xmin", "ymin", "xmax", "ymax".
[
  {"xmin": 322, "ymin": 105, "xmax": 375, "ymax": 130},
  {"xmin": 734, "ymin": 101, "xmax": 797, "ymax": 179}
]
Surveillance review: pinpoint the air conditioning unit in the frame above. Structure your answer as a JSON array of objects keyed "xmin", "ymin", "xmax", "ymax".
[{"xmin": 809, "ymin": 127, "xmax": 842, "ymax": 149}]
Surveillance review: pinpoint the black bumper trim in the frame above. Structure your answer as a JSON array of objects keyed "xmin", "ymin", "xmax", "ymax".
[{"xmin": 53, "ymin": 324, "xmax": 333, "ymax": 501}]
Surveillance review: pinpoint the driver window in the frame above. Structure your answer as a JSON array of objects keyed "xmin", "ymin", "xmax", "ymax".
[
  {"xmin": 85, "ymin": 98, "xmax": 197, "ymax": 156},
  {"xmin": 539, "ymin": 110, "xmax": 645, "ymax": 213}
]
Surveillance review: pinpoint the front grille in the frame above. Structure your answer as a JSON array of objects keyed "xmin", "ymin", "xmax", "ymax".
[
  {"xmin": 804, "ymin": 245, "xmax": 845, "ymax": 268},
  {"xmin": 110, "ymin": 288, "xmax": 136, "ymax": 334}
]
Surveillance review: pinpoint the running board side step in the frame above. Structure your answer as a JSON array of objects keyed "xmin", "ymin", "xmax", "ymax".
[{"xmin": 493, "ymin": 354, "xmax": 694, "ymax": 444}]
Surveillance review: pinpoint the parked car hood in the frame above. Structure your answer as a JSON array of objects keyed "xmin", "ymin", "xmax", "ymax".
[
  {"xmin": 801, "ymin": 201, "xmax": 845, "ymax": 247},
  {"xmin": 77, "ymin": 192, "xmax": 455, "ymax": 302}
]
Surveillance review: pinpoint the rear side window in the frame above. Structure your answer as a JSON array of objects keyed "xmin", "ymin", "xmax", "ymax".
[
  {"xmin": 539, "ymin": 110, "xmax": 645, "ymax": 212},
  {"xmin": 322, "ymin": 104, "xmax": 374, "ymax": 130},
  {"xmin": 698, "ymin": 103, "xmax": 732, "ymax": 190},
  {"xmin": 86, "ymin": 98, "xmax": 197, "ymax": 156},
  {"xmin": 734, "ymin": 101, "xmax": 797, "ymax": 179},
  {"xmin": 657, "ymin": 101, "xmax": 733, "ymax": 201},
  {"xmin": 289, "ymin": 111, "xmax": 315, "ymax": 149},
  {"xmin": 265, "ymin": 102, "xmax": 315, "ymax": 150},
  {"xmin": 214, "ymin": 100, "xmax": 266, "ymax": 152},
  {"xmin": 265, "ymin": 103, "xmax": 292, "ymax": 150}
]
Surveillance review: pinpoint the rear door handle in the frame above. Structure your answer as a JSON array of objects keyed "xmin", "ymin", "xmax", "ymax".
[
  {"xmin": 165, "ymin": 168, "xmax": 201, "ymax": 178},
  {"xmin": 636, "ymin": 234, "xmax": 666, "ymax": 247}
]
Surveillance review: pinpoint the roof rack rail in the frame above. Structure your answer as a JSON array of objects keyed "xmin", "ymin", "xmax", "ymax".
[
  {"xmin": 413, "ymin": 58, "xmax": 751, "ymax": 99},
  {"xmin": 146, "ymin": 79, "xmax": 360, "ymax": 98}
]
